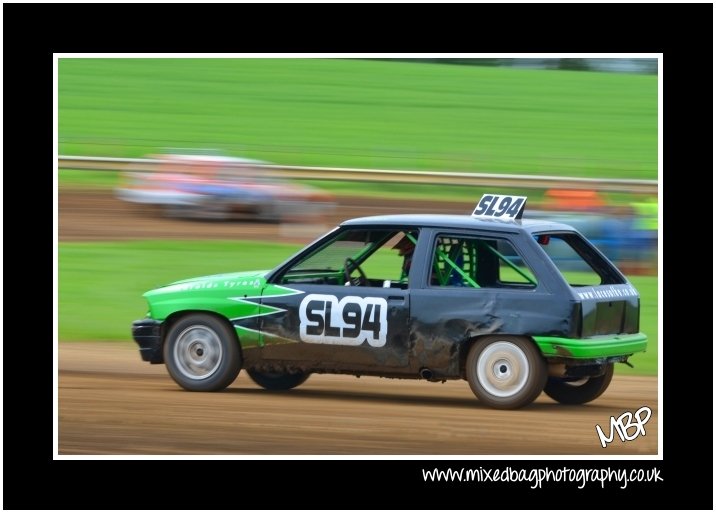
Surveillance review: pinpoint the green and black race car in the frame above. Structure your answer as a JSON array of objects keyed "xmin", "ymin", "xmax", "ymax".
[{"xmin": 132, "ymin": 194, "xmax": 646, "ymax": 409}]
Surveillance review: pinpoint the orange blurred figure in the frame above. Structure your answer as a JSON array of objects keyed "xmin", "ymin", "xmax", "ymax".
[{"xmin": 544, "ymin": 189, "xmax": 605, "ymax": 211}]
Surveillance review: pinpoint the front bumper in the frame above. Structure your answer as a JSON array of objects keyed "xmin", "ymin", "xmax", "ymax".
[{"xmin": 132, "ymin": 319, "xmax": 164, "ymax": 363}]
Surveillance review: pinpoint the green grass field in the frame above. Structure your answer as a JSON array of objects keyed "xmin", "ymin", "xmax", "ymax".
[
  {"xmin": 59, "ymin": 58, "xmax": 657, "ymax": 179},
  {"xmin": 58, "ymin": 240, "xmax": 658, "ymax": 376}
]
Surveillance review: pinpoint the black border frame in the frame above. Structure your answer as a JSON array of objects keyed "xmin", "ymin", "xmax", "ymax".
[{"xmin": 3, "ymin": 3, "xmax": 712, "ymax": 510}]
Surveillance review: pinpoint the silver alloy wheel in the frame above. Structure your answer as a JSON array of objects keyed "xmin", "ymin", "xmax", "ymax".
[
  {"xmin": 173, "ymin": 325, "xmax": 223, "ymax": 380},
  {"xmin": 475, "ymin": 341, "xmax": 530, "ymax": 398}
]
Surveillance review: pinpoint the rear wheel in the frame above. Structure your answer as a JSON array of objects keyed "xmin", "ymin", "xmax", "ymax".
[
  {"xmin": 247, "ymin": 369, "xmax": 310, "ymax": 390},
  {"xmin": 465, "ymin": 336, "xmax": 547, "ymax": 409},
  {"xmin": 164, "ymin": 313, "xmax": 242, "ymax": 392},
  {"xmin": 544, "ymin": 363, "xmax": 614, "ymax": 405}
]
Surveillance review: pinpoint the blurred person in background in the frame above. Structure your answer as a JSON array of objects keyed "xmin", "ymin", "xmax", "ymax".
[
  {"xmin": 601, "ymin": 204, "xmax": 634, "ymax": 271},
  {"xmin": 630, "ymin": 193, "xmax": 658, "ymax": 274}
]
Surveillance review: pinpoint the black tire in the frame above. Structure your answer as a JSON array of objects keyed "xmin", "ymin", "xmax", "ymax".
[
  {"xmin": 163, "ymin": 313, "xmax": 242, "ymax": 392},
  {"xmin": 544, "ymin": 363, "xmax": 614, "ymax": 405},
  {"xmin": 247, "ymin": 369, "xmax": 310, "ymax": 390},
  {"xmin": 465, "ymin": 336, "xmax": 547, "ymax": 409}
]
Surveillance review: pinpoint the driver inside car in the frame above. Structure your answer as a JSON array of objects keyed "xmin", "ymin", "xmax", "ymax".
[{"xmin": 393, "ymin": 234, "xmax": 416, "ymax": 283}]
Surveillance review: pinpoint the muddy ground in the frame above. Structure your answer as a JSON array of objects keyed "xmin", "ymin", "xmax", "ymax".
[{"xmin": 59, "ymin": 342, "xmax": 658, "ymax": 455}]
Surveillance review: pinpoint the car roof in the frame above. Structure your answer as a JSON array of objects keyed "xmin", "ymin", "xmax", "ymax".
[{"xmin": 340, "ymin": 214, "xmax": 577, "ymax": 235}]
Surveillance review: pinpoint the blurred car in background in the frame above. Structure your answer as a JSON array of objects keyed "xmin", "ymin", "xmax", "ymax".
[{"xmin": 115, "ymin": 153, "xmax": 335, "ymax": 222}]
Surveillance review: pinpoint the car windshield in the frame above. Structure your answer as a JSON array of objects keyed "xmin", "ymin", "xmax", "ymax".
[{"xmin": 292, "ymin": 230, "xmax": 383, "ymax": 272}]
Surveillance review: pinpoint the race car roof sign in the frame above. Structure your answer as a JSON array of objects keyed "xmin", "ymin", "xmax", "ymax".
[{"xmin": 471, "ymin": 194, "xmax": 527, "ymax": 221}]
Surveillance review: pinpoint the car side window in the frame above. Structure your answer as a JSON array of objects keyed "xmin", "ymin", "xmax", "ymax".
[
  {"xmin": 533, "ymin": 232, "xmax": 625, "ymax": 286},
  {"xmin": 279, "ymin": 228, "xmax": 420, "ymax": 288},
  {"xmin": 430, "ymin": 235, "xmax": 537, "ymax": 289}
]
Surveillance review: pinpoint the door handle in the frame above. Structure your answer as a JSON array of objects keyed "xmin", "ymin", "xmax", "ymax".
[{"xmin": 388, "ymin": 296, "xmax": 405, "ymax": 303}]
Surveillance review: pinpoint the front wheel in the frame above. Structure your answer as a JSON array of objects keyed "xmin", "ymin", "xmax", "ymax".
[
  {"xmin": 247, "ymin": 369, "xmax": 311, "ymax": 390},
  {"xmin": 543, "ymin": 364, "xmax": 614, "ymax": 405},
  {"xmin": 164, "ymin": 313, "xmax": 242, "ymax": 392},
  {"xmin": 465, "ymin": 336, "xmax": 547, "ymax": 409}
]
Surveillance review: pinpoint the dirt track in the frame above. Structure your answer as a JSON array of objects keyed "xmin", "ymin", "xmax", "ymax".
[
  {"xmin": 58, "ymin": 342, "xmax": 658, "ymax": 455},
  {"xmin": 58, "ymin": 188, "xmax": 658, "ymax": 456}
]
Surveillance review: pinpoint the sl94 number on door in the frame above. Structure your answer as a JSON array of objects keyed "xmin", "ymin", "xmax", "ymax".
[{"xmin": 299, "ymin": 294, "xmax": 388, "ymax": 347}]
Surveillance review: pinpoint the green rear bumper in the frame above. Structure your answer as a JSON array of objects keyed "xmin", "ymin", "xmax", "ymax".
[{"xmin": 534, "ymin": 333, "xmax": 647, "ymax": 359}]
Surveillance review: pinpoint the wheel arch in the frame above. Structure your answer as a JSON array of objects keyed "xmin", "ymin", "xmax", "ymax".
[{"xmin": 162, "ymin": 310, "xmax": 243, "ymax": 358}]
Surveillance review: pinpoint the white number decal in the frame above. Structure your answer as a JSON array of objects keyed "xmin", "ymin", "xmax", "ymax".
[{"xmin": 299, "ymin": 294, "xmax": 388, "ymax": 347}]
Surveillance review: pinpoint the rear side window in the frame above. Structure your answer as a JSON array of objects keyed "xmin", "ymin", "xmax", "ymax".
[
  {"xmin": 534, "ymin": 232, "xmax": 624, "ymax": 286},
  {"xmin": 430, "ymin": 235, "xmax": 537, "ymax": 289}
]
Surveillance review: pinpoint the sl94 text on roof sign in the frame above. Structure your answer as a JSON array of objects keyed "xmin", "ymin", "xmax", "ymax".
[{"xmin": 472, "ymin": 194, "xmax": 527, "ymax": 221}]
